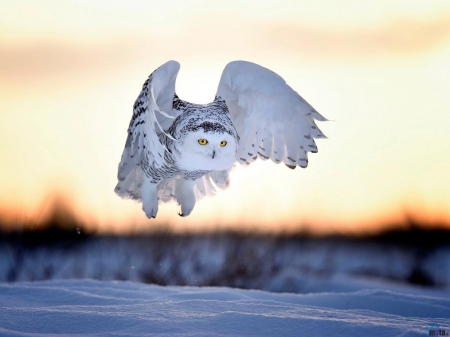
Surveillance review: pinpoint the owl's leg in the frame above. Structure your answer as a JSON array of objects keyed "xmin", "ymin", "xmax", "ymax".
[
  {"xmin": 141, "ymin": 177, "xmax": 159, "ymax": 219},
  {"xmin": 175, "ymin": 178, "xmax": 197, "ymax": 217}
]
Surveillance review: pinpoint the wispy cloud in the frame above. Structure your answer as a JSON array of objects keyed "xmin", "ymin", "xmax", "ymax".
[
  {"xmin": 2, "ymin": 15, "xmax": 449, "ymax": 89},
  {"xmin": 0, "ymin": 40, "xmax": 140, "ymax": 88},
  {"xmin": 260, "ymin": 16, "xmax": 450, "ymax": 59}
]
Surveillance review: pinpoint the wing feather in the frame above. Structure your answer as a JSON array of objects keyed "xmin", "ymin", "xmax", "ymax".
[
  {"xmin": 216, "ymin": 61, "xmax": 326, "ymax": 169},
  {"xmin": 284, "ymin": 135, "xmax": 298, "ymax": 169},
  {"xmin": 260, "ymin": 129, "xmax": 273, "ymax": 160},
  {"xmin": 117, "ymin": 60, "xmax": 180, "ymax": 183}
]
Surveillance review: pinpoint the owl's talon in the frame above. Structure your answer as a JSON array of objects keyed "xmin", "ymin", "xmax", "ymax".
[
  {"xmin": 142, "ymin": 179, "xmax": 159, "ymax": 219},
  {"xmin": 175, "ymin": 179, "xmax": 196, "ymax": 217}
]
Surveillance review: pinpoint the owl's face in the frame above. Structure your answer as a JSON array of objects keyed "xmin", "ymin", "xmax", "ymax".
[{"xmin": 177, "ymin": 130, "xmax": 237, "ymax": 171}]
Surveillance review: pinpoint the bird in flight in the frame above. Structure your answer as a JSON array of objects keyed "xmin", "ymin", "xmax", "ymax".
[{"xmin": 115, "ymin": 60, "xmax": 326, "ymax": 218}]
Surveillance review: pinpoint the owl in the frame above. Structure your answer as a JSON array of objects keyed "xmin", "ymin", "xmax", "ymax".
[{"xmin": 115, "ymin": 61, "xmax": 327, "ymax": 218}]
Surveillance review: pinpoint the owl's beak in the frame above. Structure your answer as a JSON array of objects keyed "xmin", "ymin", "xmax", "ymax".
[{"xmin": 212, "ymin": 150, "xmax": 216, "ymax": 159}]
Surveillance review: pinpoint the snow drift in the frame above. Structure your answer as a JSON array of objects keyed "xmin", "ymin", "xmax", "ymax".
[{"xmin": 0, "ymin": 279, "xmax": 449, "ymax": 336}]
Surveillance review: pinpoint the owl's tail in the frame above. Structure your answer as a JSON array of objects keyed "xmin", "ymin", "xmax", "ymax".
[
  {"xmin": 156, "ymin": 174, "xmax": 219, "ymax": 204},
  {"xmin": 114, "ymin": 165, "xmax": 232, "ymax": 204}
]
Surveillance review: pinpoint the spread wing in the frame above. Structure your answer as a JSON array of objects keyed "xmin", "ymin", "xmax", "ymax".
[
  {"xmin": 216, "ymin": 61, "xmax": 326, "ymax": 169},
  {"xmin": 117, "ymin": 60, "xmax": 180, "ymax": 182}
]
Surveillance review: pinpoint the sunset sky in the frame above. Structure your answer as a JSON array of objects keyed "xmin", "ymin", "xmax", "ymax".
[{"xmin": 1, "ymin": 0, "xmax": 450, "ymax": 234}]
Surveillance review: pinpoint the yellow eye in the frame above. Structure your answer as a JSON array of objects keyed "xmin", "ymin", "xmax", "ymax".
[
  {"xmin": 198, "ymin": 139, "xmax": 208, "ymax": 145},
  {"xmin": 220, "ymin": 141, "xmax": 227, "ymax": 147}
]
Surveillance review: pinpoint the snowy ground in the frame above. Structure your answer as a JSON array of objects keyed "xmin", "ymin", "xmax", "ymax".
[
  {"xmin": 0, "ymin": 279, "xmax": 449, "ymax": 336},
  {"xmin": 1, "ymin": 230, "xmax": 450, "ymax": 336}
]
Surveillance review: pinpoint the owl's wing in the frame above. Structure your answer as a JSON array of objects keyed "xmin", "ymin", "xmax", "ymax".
[
  {"xmin": 117, "ymin": 61, "xmax": 180, "ymax": 182},
  {"xmin": 216, "ymin": 61, "xmax": 326, "ymax": 169}
]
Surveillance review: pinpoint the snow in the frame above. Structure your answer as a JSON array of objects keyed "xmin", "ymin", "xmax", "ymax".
[
  {"xmin": 0, "ymin": 279, "xmax": 449, "ymax": 336},
  {"xmin": 1, "ymin": 231, "xmax": 450, "ymax": 335}
]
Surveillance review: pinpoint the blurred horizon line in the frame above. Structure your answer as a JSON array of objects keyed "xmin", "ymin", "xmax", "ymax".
[{"xmin": 1, "ymin": 192, "xmax": 449, "ymax": 238}]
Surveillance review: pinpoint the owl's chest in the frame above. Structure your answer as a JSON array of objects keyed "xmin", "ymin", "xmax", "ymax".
[{"xmin": 142, "ymin": 149, "xmax": 210, "ymax": 182}]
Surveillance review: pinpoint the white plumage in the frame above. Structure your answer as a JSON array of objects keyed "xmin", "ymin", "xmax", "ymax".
[{"xmin": 115, "ymin": 60, "xmax": 327, "ymax": 218}]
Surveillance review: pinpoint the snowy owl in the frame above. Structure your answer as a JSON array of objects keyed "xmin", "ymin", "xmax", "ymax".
[{"xmin": 115, "ymin": 60, "xmax": 326, "ymax": 218}]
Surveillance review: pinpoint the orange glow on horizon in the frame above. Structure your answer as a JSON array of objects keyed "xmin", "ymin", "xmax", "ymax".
[
  {"xmin": 1, "ymin": 1, "xmax": 450, "ymax": 235},
  {"xmin": 1, "ymin": 187, "xmax": 450, "ymax": 236}
]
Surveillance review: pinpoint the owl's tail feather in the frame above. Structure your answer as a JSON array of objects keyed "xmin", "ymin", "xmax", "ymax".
[
  {"xmin": 115, "ymin": 165, "xmax": 232, "ymax": 204},
  {"xmin": 157, "ymin": 175, "xmax": 218, "ymax": 204}
]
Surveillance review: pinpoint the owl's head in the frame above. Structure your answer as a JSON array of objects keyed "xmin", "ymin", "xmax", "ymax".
[{"xmin": 176, "ymin": 121, "xmax": 238, "ymax": 171}]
